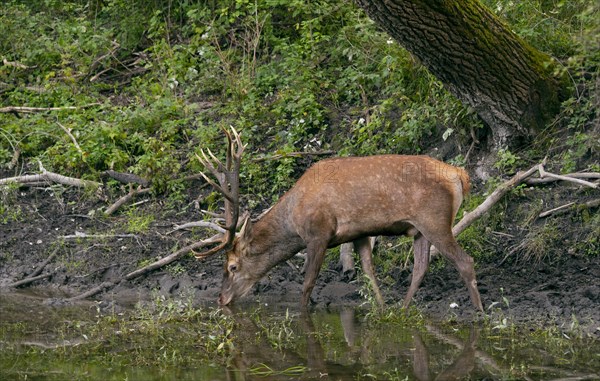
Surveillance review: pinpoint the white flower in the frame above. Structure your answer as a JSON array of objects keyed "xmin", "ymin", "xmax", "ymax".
[{"xmin": 449, "ymin": 302, "xmax": 459, "ymax": 309}]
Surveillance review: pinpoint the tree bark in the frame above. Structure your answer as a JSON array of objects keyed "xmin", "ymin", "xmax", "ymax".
[{"xmin": 354, "ymin": 0, "xmax": 566, "ymax": 147}]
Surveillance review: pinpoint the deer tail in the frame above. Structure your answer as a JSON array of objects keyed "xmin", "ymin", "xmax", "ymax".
[{"xmin": 459, "ymin": 168, "xmax": 471, "ymax": 197}]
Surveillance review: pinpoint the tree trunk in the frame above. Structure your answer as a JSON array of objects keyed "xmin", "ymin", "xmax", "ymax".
[{"xmin": 354, "ymin": 0, "xmax": 567, "ymax": 147}]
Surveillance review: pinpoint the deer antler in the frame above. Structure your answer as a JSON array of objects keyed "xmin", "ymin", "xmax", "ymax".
[{"xmin": 194, "ymin": 127, "xmax": 245, "ymax": 258}]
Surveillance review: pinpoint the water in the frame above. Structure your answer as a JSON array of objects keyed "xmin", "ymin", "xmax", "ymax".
[{"xmin": 1, "ymin": 290, "xmax": 598, "ymax": 380}]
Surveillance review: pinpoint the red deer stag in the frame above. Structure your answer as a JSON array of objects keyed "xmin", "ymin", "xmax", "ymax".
[{"xmin": 196, "ymin": 128, "xmax": 484, "ymax": 311}]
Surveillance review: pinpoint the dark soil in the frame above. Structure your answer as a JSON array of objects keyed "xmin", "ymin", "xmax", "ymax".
[{"xmin": 1, "ymin": 185, "xmax": 599, "ymax": 337}]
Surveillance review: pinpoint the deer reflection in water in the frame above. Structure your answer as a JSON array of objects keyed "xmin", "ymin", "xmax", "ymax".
[{"xmin": 220, "ymin": 307, "xmax": 480, "ymax": 381}]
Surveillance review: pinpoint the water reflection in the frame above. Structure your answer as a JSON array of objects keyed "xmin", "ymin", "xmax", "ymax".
[
  {"xmin": 1, "ymin": 292, "xmax": 598, "ymax": 381},
  {"xmin": 412, "ymin": 328, "xmax": 477, "ymax": 381},
  {"xmin": 223, "ymin": 307, "xmax": 482, "ymax": 381}
]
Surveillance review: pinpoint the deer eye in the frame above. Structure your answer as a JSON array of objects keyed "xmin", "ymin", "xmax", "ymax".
[{"xmin": 228, "ymin": 264, "xmax": 238, "ymax": 273}]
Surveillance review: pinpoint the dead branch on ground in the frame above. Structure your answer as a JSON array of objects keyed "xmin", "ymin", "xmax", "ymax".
[
  {"xmin": 2, "ymin": 57, "xmax": 36, "ymax": 69},
  {"xmin": 104, "ymin": 187, "xmax": 152, "ymax": 216},
  {"xmin": 101, "ymin": 170, "xmax": 150, "ymax": 186},
  {"xmin": 0, "ymin": 166, "xmax": 101, "ymax": 188},
  {"xmin": 524, "ymin": 172, "xmax": 600, "ymax": 186},
  {"xmin": 429, "ymin": 162, "xmax": 597, "ymax": 255},
  {"xmin": 538, "ymin": 166, "xmax": 598, "ymax": 189},
  {"xmin": 539, "ymin": 198, "xmax": 600, "ymax": 218},
  {"xmin": 0, "ymin": 103, "xmax": 100, "ymax": 114},
  {"xmin": 59, "ymin": 233, "xmax": 138, "ymax": 240},
  {"xmin": 5, "ymin": 248, "xmax": 60, "ymax": 288},
  {"xmin": 6, "ymin": 273, "xmax": 54, "ymax": 288},
  {"xmin": 452, "ymin": 163, "xmax": 542, "ymax": 237},
  {"xmin": 67, "ymin": 235, "xmax": 221, "ymax": 301}
]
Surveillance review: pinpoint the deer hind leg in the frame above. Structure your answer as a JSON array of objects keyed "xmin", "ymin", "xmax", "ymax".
[
  {"xmin": 422, "ymin": 228, "xmax": 483, "ymax": 311},
  {"xmin": 301, "ymin": 239, "xmax": 329, "ymax": 307},
  {"xmin": 354, "ymin": 237, "xmax": 384, "ymax": 307},
  {"xmin": 403, "ymin": 232, "xmax": 431, "ymax": 308},
  {"xmin": 339, "ymin": 242, "xmax": 356, "ymax": 280}
]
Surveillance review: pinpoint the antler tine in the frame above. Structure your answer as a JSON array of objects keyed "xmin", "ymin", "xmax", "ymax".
[
  {"xmin": 230, "ymin": 126, "xmax": 246, "ymax": 161},
  {"xmin": 194, "ymin": 126, "xmax": 245, "ymax": 258},
  {"xmin": 193, "ymin": 241, "xmax": 228, "ymax": 259},
  {"xmin": 196, "ymin": 154, "xmax": 233, "ymax": 202}
]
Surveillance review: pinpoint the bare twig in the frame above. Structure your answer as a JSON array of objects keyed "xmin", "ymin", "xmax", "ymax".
[
  {"xmin": 0, "ymin": 103, "xmax": 100, "ymax": 114},
  {"xmin": 524, "ymin": 172, "xmax": 600, "ymax": 185},
  {"xmin": 539, "ymin": 198, "xmax": 600, "ymax": 218},
  {"xmin": 539, "ymin": 202, "xmax": 576, "ymax": 218},
  {"xmin": 104, "ymin": 187, "xmax": 152, "ymax": 216},
  {"xmin": 57, "ymin": 121, "xmax": 83, "ymax": 156},
  {"xmin": 538, "ymin": 166, "xmax": 598, "ymax": 189}
]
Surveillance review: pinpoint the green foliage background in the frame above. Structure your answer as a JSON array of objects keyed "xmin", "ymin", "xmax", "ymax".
[{"xmin": 1, "ymin": 0, "xmax": 598, "ymax": 258}]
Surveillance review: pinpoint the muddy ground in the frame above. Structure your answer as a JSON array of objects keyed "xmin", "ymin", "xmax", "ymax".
[{"xmin": 1, "ymin": 184, "xmax": 599, "ymax": 337}]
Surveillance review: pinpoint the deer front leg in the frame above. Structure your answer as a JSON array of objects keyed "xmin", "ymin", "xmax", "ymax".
[{"xmin": 301, "ymin": 240, "xmax": 328, "ymax": 307}]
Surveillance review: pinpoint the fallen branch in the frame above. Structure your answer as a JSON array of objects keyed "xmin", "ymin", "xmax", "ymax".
[
  {"xmin": 539, "ymin": 202, "xmax": 575, "ymax": 218},
  {"xmin": 60, "ymin": 233, "xmax": 138, "ymax": 240},
  {"xmin": 539, "ymin": 198, "xmax": 600, "ymax": 218},
  {"xmin": 2, "ymin": 57, "xmax": 36, "ymax": 69},
  {"xmin": 104, "ymin": 187, "xmax": 152, "ymax": 216},
  {"xmin": 101, "ymin": 170, "xmax": 150, "ymax": 186},
  {"xmin": 0, "ymin": 103, "xmax": 100, "ymax": 114},
  {"xmin": 524, "ymin": 172, "xmax": 600, "ymax": 186},
  {"xmin": 6, "ymin": 273, "xmax": 54, "ymax": 288},
  {"xmin": 67, "ymin": 235, "xmax": 221, "ymax": 301},
  {"xmin": 28, "ymin": 248, "xmax": 59, "ymax": 278},
  {"xmin": 538, "ymin": 166, "xmax": 598, "ymax": 189},
  {"xmin": 452, "ymin": 163, "xmax": 542, "ymax": 237},
  {"xmin": 0, "ymin": 170, "xmax": 101, "ymax": 188}
]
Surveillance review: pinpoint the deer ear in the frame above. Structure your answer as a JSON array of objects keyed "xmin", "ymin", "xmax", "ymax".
[{"xmin": 238, "ymin": 216, "xmax": 252, "ymax": 239}]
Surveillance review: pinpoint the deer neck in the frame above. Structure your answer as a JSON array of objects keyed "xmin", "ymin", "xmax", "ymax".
[{"xmin": 250, "ymin": 200, "xmax": 304, "ymax": 268}]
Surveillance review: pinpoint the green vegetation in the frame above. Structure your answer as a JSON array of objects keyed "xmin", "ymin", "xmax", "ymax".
[{"xmin": 0, "ymin": 0, "xmax": 598, "ymax": 265}]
